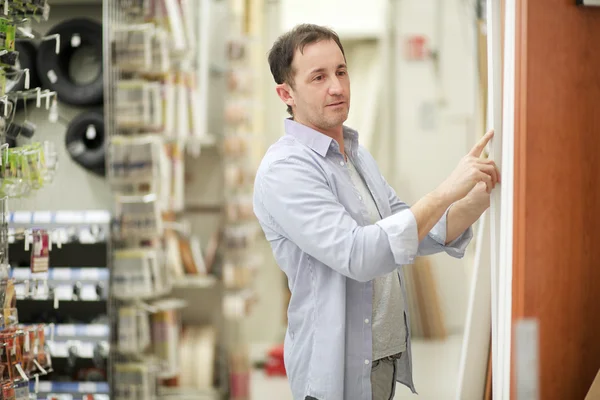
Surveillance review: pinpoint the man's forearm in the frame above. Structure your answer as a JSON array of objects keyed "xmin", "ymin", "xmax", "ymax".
[
  {"xmin": 411, "ymin": 189, "xmax": 454, "ymax": 242},
  {"xmin": 445, "ymin": 196, "xmax": 486, "ymax": 244}
]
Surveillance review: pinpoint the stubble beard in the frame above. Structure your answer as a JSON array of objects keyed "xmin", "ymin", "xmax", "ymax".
[{"xmin": 319, "ymin": 105, "xmax": 349, "ymax": 130}]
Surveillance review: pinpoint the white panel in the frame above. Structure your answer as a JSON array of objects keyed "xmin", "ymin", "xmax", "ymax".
[
  {"xmin": 497, "ymin": 0, "xmax": 516, "ymax": 396},
  {"xmin": 280, "ymin": 0, "xmax": 385, "ymax": 39},
  {"xmin": 456, "ymin": 213, "xmax": 492, "ymax": 400},
  {"xmin": 487, "ymin": 0, "xmax": 504, "ymax": 396}
]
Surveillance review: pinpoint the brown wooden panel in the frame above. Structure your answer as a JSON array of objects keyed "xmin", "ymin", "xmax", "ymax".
[{"xmin": 512, "ymin": 1, "xmax": 600, "ymax": 399}]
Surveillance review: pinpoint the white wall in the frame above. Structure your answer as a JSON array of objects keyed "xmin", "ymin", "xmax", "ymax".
[
  {"xmin": 391, "ymin": 0, "xmax": 478, "ymax": 333},
  {"xmin": 280, "ymin": 0, "xmax": 385, "ymax": 39}
]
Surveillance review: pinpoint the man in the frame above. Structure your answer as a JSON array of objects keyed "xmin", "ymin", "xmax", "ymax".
[{"xmin": 253, "ymin": 24, "xmax": 499, "ymax": 400}]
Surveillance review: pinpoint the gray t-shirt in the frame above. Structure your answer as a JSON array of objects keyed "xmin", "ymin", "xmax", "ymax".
[{"xmin": 346, "ymin": 159, "xmax": 407, "ymax": 360}]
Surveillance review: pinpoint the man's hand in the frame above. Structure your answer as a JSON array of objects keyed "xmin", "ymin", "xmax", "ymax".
[
  {"xmin": 437, "ymin": 130, "xmax": 500, "ymax": 204},
  {"xmin": 445, "ymin": 182, "xmax": 491, "ymax": 243},
  {"xmin": 465, "ymin": 181, "xmax": 491, "ymax": 212}
]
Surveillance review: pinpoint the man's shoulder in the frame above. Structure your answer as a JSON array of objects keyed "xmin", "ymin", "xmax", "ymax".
[{"xmin": 257, "ymin": 135, "xmax": 321, "ymax": 177}]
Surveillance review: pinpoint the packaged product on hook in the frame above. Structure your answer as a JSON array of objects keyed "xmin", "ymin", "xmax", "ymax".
[{"xmin": 30, "ymin": 229, "xmax": 49, "ymax": 273}]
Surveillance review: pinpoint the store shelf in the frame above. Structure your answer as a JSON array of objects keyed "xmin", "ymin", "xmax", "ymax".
[
  {"xmin": 34, "ymin": 395, "xmax": 108, "ymax": 400},
  {"xmin": 172, "ymin": 275, "xmax": 217, "ymax": 289},
  {"xmin": 9, "ymin": 210, "xmax": 111, "ymax": 229},
  {"xmin": 159, "ymin": 386, "xmax": 222, "ymax": 400},
  {"xmin": 47, "ymin": 324, "xmax": 109, "ymax": 340},
  {"xmin": 32, "ymin": 381, "xmax": 109, "ymax": 395},
  {"xmin": 48, "ymin": 340, "xmax": 109, "ymax": 359},
  {"xmin": 11, "ymin": 267, "xmax": 109, "ymax": 282}
]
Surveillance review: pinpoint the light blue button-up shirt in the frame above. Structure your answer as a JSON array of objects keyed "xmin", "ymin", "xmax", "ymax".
[{"xmin": 253, "ymin": 119, "xmax": 473, "ymax": 400}]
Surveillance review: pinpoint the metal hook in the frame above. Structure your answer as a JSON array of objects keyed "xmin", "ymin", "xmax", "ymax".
[
  {"xmin": 17, "ymin": 27, "xmax": 35, "ymax": 39},
  {"xmin": 42, "ymin": 34, "xmax": 61, "ymax": 55},
  {"xmin": 24, "ymin": 69, "xmax": 30, "ymax": 90}
]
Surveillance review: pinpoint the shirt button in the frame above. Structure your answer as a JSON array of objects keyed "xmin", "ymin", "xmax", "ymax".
[
  {"xmin": 358, "ymin": 196, "xmax": 362, "ymax": 200},
  {"xmin": 365, "ymin": 319, "xmax": 369, "ymax": 324},
  {"xmin": 365, "ymin": 360, "xmax": 370, "ymax": 365},
  {"xmin": 340, "ymin": 161, "xmax": 344, "ymax": 166}
]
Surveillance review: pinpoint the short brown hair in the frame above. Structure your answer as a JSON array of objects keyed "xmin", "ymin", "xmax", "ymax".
[{"xmin": 268, "ymin": 24, "xmax": 346, "ymax": 116}]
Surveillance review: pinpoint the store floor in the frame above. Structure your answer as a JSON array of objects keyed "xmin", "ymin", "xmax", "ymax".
[{"xmin": 250, "ymin": 333, "xmax": 463, "ymax": 399}]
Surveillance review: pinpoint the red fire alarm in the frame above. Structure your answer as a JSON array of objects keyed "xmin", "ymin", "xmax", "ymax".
[{"xmin": 405, "ymin": 35, "xmax": 429, "ymax": 61}]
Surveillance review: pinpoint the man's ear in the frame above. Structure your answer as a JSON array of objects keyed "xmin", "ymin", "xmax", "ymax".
[{"xmin": 275, "ymin": 83, "xmax": 295, "ymax": 108}]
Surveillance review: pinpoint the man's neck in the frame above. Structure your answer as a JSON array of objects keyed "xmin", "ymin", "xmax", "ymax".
[{"xmin": 293, "ymin": 117, "xmax": 345, "ymax": 156}]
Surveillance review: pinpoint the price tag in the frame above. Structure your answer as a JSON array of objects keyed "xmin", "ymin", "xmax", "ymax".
[
  {"xmin": 84, "ymin": 210, "xmax": 110, "ymax": 224},
  {"xmin": 80, "ymin": 285, "xmax": 98, "ymax": 301},
  {"xmin": 49, "ymin": 341, "xmax": 68, "ymax": 358},
  {"xmin": 38, "ymin": 381, "xmax": 51, "ymax": 392},
  {"xmin": 54, "ymin": 211, "xmax": 83, "ymax": 225},
  {"xmin": 57, "ymin": 324, "xmax": 76, "ymax": 337},
  {"xmin": 86, "ymin": 324, "xmax": 109, "ymax": 338},
  {"xmin": 35, "ymin": 281, "xmax": 48, "ymax": 299},
  {"xmin": 15, "ymin": 284, "xmax": 26, "ymax": 299},
  {"xmin": 12, "ymin": 211, "xmax": 32, "ymax": 224},
  {"xmin": 78, "ymin": 382, "xmax": 97, "ymax": 393},
  {"xmin": 32, "ymin": 212, "xmax": 52, "ymax": 224},
  {"xmin": 51, "ymin": 268, "xmax": 72, "ymax": 281},
  {"xmin": 55, "ymin": 285, "xmax": 73, "ymax": 301},
  {"xmin": 12, "ymin": 268, "xmax": 29, "ymax": 280},
  {"xmin": 79, "ymin": 268, "xmax": 100, "ymax": 281},
  {"xmin": 79, "ymin": 342, "xmax": 94, "ymax": 358}
]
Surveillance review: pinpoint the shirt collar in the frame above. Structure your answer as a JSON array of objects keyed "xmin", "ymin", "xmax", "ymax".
[{"xmin": 284, "ymin": 118, "xmax": 359, "ymax": 158}]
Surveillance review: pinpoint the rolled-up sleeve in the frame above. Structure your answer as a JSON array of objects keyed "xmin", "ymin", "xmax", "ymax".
[
  {"xmin": 254, "ymin": 156, "xmax": 419, "ymax": 282},
  {"xmin": 375, "ymin": 208, "xmax": 419, "ymax": 265},
  {"xmin": 422, "ymin": 206, "xmax": 473, "ymax": 258}
]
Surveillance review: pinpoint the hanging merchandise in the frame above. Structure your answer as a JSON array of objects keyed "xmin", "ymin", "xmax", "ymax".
[
  {"xmin": 6, "ymin": 40, "xmax": 40, "ymax": 95},
  {"xmin": 36, "ymin": 18, "xmax": 103, "ymax": 106},
  {"xmin": 150, "ymin": 307, "xmax": 180, "ymax": 379},
  {"xmin": 109, "ymin": 135, "xmax": 161, "ymax": 181},
  {"xmin": 29, "ymin": 229, "xmax": 49, "ymax": 274},
  {"xmin": 105, "ymin": 0, "xmax": 225, "ymax": 398},
  {"xmin": 117, "ymin": 307, "xmax": 150, "ymax": 355},
  {"xmin": 112, "ymin": 248, "xmax": 170, "ymax": 299},
  {"xmin": 113, "ymin": 24, "xmax": 171, "ymax": 75},
  {"xmin": 0, "ymin": 2, "xmax": 118, "ymax": 399},
  {"xmin": 114, "ymin": 362, "xmax": 157, "ymax": 400},
  {"xmin": 176, "ymin": 326, "xmax": 216, "ymax": 391},
  {"xmin": 65, "ymin": 109, "xmax": 106, "ymax": 176},
  {"xmin": 115, "ymin": 80, "xmax": 163, "ymax": 131},
  {"xmin": 1, "ymin": 141, "xmax": 59, "ymax": 198},
  {"xmin": 113, "ymin": 193, "xmax": 163, "ymax": 240}
]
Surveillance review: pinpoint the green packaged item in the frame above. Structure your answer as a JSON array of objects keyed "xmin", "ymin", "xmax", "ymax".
[
  {"xmin": 0, "ymin": 19, "xmax": 16, "ymax": 51},
  {"xmin": 0, "ymin": 71, "xmax": 5, "ymax": 97}
]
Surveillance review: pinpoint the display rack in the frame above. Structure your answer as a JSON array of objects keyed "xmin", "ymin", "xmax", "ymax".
[
  {"xmin": 103, "ymin": 0, "xmax": 227, "ymax": 399},
  {"xmin": 0, "ymin": 2, "xmax": 114, "ymax": 399}
]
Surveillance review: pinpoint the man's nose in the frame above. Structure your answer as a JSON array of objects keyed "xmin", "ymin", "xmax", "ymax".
[{"xmin": 328, "ymin": 77, "xmax": 343, "ymax": 95}]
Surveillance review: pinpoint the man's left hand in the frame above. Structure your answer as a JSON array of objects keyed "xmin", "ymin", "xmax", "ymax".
[{"xmin": 465, "ymin": 181, "xmax": 491, "ymax": 213}]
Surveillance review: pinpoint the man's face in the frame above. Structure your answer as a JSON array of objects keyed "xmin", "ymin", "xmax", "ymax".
[{"xmin": 278, "ymin": 39, "xmax": 350, "ymax": 132}]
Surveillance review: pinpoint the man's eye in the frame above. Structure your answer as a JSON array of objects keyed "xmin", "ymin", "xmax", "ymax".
[
  {"xmin": 314, "ymin": 75, "xmax": 323, "ymax": 81},
  {"xmin": 338, "ymin": 71, "xmax": 347, "ymax": 76}
]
